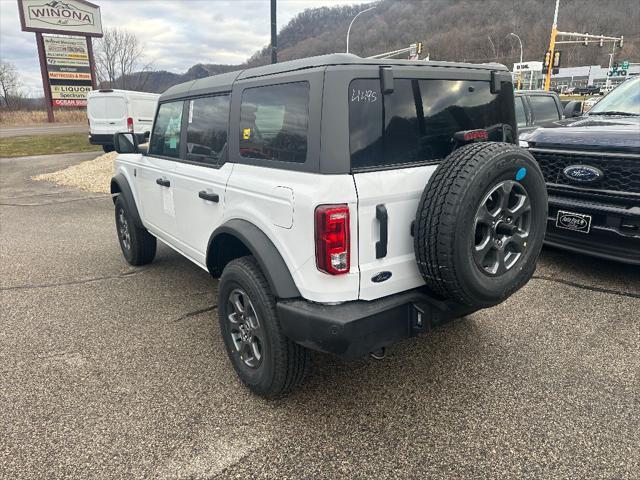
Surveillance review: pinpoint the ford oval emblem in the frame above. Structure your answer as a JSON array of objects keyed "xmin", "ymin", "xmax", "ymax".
[
  {"xmin": 371, "ymin": 271, "xmax": 392, "ymax": 283},
  {"xmin": 563, "ymin": 165, "xmax": 604, "ymax": 183}
]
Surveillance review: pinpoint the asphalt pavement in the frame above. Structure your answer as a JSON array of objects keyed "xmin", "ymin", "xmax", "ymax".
[
  {"xmin": 0, "ymin": 123, "xmax": 87, "ymax": 138},
  {"xmin": 1, "ymin": 153, "xmax": 639, "ymax": 479}
]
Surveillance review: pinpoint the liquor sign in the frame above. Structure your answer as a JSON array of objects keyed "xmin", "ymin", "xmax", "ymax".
[{"xmin": 18, "ymin": 0, "xmax": 102, "ymax": 120}]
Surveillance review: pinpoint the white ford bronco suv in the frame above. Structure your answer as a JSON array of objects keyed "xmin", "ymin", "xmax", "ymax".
[{"xmin": 111, "ymin": 54, "xmax": 547, "ymax": 397}]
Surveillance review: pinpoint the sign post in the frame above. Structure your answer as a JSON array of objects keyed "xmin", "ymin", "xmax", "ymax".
[{"xmin": 18, "ymin": 0, "xmax": 103, "ymax": 122}]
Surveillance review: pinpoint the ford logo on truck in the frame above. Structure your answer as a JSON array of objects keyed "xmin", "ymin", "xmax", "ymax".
[{"xmin": 563, "ymin": 165, "xmax": 603, "ymax": 184}]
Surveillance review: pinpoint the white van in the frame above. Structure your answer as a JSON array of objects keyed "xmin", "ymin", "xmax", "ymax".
[{"xmin": 87, "ymin": 89, "xmax": 159, "ymax": 152}]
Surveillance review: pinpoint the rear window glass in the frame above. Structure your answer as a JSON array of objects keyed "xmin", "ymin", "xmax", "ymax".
[
  {"xmin": 186, "ymin": 95, "xmax": 230, "ymax": 165},
  {"xmin": 88, "ymin": 97, "xmax": 125, "ymax": 119},
  {"xmin": 239, "ymin": 82, "xmax": 309, "ymax": 163},
  {"xmin": 149, "ymin": 101, "xmax": 183, "ymax": 159},
  {"xmin": 529, "ymin": 95, "xmax": 560, "ymax": 123},
  {"xmin": 349, "ymin": 78, "xmax": 515, "ymax": 170}
]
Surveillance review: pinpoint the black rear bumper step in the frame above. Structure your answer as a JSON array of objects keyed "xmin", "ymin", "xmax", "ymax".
[{"xmin": 277, "ymin": 289, "xmax": 477, "ymax": 359}]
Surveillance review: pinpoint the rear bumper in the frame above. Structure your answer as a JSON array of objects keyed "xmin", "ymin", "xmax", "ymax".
[
  {"xmin": 88, "ymin": 133, "xmax": 146, "ymax": 146},
  {"xmin": 545, "ymin": 193, "xmax": 640, "ymax": 265},
  {"xmin": 277, "ymin": 289, "xmax": 477, "ymax": 359}
]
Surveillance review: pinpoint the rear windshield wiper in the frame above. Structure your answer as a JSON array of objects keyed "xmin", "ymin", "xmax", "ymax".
[{"xmin": 590, "ymin": 111, "xmax": 640, "ymax": 116}]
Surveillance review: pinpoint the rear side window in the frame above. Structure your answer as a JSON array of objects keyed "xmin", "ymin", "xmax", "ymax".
[
  {"xmin": 529, "ymin": 95, "xmax": 560, "ymax": 123},
  {"xmin": 149, "ymin": 101, "xmax": 183, "ymax": 159},
  {"xmin": 239, "ymin": 82, "xmax": 309, "ymax": 163},
  {"xmin": 349, "ymin": 78, "xmax": 515, "ymax": 170},
  {"xmin": 186, "ymin": 95, "xmax": 230, "ymax": 165},
  {"xmin": 515, "ymin": 96, "xmax": 527, "ymax": 127}
]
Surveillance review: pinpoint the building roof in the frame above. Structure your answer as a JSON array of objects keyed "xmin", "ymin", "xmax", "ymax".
[{"xmin": 160, "ymin": 53, "xmax": 508, "ymax": 101}]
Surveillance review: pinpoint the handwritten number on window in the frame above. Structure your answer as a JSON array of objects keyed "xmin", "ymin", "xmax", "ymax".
[{"xmin": 351, "ymin": 89, "xmax": 378, "ymax": 103}]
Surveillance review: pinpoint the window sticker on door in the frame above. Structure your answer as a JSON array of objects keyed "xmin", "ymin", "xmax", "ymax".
[
  {"xmin": 162, "ymin": 187, "xmax": 175, "ymax": 217},
  {"xmin": 243, "ymin": 128, "xmax": 251, "ymax": 140},
  {"xmin": 188, "ymin": 100, "xmax": 194, "ymax": 124}
]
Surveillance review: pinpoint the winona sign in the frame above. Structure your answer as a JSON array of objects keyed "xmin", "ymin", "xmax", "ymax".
[
  {"xmin": 28, "ymin": 2, "xmax": 95, "ymax": 27},
  {"xmin": 19, "ymin": 0, "xmax": 103, "ymax": 36}
]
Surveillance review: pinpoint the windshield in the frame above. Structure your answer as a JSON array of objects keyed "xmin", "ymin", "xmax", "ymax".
[{"xmin": 589, "ymin": 77, "xmax": 640, "ymax": 116}]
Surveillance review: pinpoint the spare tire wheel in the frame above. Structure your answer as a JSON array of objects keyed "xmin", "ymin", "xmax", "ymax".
[{"xmin": 414, "ymin": 142, "xmax": 547, "ymax": 308}]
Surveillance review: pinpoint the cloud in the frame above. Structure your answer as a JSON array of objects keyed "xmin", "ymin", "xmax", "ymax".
[{"xmin": 0, "ymin": 0, "xmax": 369, "ymax": 96}]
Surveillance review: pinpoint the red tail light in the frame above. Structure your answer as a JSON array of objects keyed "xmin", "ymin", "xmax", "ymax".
[
  {"xmin": 315, "ymin": 204, "xmax": 350, "ymax": 275},
  {"xmin": 127, "ymin": 117, "xmax": 134, "ymax": 133}
]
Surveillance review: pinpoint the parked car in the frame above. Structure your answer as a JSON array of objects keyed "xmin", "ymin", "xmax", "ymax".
[
  {"xmin": 110, "ymin": 54, "xmax": 548, "ymax": 397},
  {"xmin": 515, "ymin": 90, "xmax": 563, "ymax": 134},
  {"xmin": 87, "ymin": 89, "xmax": 159, "ymax": 153},
  {"xmin": 574, "ymin": 85, "xmax": 600, "ymax": 96},
  {"xmin": 520, "ymin": 75, "xmax": 640, "ymax": 265}
]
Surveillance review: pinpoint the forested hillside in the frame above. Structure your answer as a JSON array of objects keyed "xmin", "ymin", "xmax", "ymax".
[{"xmin": 137, "ymin": 0, "xmax": 640, "ymax": 92}]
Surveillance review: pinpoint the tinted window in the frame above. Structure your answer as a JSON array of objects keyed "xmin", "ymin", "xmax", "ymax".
[
  {"xmin": 529, "ymin": 95, "xmax": 560, "ymax": 123},
  {"xmin": 239, "ymin": 82, "xmax": 309, "ymax": 163},
  {"xmin": 186, "ymin": 95, "xmax": 230, "ymax": 165},
  {"xmin": 149, "ymin": 101, "xmax": 183, "ymax": 158},
  {"xmin": 350, "ymin": 78, "xmax": 515, "ymax": 170},
  {"xmin": 515, "ymin": 96, "xmax": 527, "ymax": 127}
]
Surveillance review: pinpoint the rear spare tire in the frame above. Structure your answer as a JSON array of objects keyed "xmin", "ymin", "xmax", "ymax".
[{"xmin": 414, "ymin": 142, "xmax": 547, "ymax": 308}]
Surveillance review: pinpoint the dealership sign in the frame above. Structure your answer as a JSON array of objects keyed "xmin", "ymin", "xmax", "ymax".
[
  {"xmin": 514, "ymin": 61, "xmax": 543, "ymax": 73},
  {"xmin": 19, "ymin": 0, "xmax": 103, "ymax": 36}
]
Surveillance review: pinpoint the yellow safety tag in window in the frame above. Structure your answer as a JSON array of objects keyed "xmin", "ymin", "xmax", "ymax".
[{"xmin": 243, "ymin": 128, "xmax": 251, "ymax": 140}]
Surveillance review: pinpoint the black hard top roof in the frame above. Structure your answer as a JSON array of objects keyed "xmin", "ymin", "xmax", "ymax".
[{"xmin": 161, "ymin": 53, "xmax": 508, "ymax": 101}]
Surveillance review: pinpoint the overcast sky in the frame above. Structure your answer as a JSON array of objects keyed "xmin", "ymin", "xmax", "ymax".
[{"xmin": 0, "ymin": 0, "xmax": 368, "ymax": 96}]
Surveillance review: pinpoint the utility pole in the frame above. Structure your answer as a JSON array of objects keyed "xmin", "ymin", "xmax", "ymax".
[
  {"xmin": 270, "ymin": 0, "xmax": 277, "ymax": 64},
  {"xmin": 544, "ymin": 0, "xmax": 560, "ymax": 91},
  {"xmin": 543, "ymin": 0, "xmax": 622, "ymax": 91},
  {"xmin": 605, "ymin": 41, "xmax": 617, "ymax": 88}
]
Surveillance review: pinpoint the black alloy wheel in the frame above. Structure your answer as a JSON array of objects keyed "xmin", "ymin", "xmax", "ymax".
[{"xmin": 473, "ymin": 180, "xmax": 532, "ymax": 276}]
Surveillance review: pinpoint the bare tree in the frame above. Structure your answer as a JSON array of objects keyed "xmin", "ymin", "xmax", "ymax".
[
  {"xmin": 0, "ymin": 61, "xmax": 20, "ymax": 108},
  {"xmin": 95, "ymin": 28, "xmax": 153, "ymax": 90}
]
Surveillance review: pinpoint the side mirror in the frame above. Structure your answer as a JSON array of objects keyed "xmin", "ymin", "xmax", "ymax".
[
  {"xmin": 564, "ymin": 101, "xmax": 583, "ymax": 118},
  {"xmin": 113, "ymin": 132, "xmax": 139, "ymax": 154}
]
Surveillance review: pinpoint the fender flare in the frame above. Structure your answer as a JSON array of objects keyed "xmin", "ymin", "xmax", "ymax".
[
  {"xmin": 110, "ymin": 173, "xmax": 143, "ymax": 228},
  {"xmin": 207, "ymin": 219, "xmax": 301, "ymax": 299}
]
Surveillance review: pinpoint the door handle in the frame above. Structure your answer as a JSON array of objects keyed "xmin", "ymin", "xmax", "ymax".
[
  {"xmin": 156, "ymin": 178, "xmax": 170, "ymax": 187},
  {"xmin": 376, "ymin": 204, "xmax": 388, "ymax": 259},
  {"xmin": 199, "ymin": 190, "xmax": 219, "ymax": 203}
]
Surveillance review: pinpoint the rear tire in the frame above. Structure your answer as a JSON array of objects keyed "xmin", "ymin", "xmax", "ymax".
[
  {"xmin": 218, "ymin": 256, "xmax": 310, "ymax": 398},
  {"xmin": 115, "ymin": 196, "xmax": 156, "ymax": 266},
  {"xmin": 103, "ymin": 144, "xmax": 115, "ymax": 153},
  {"xmin": 414, "ymin": 142, "xmax": 547, "ymax": 308}
]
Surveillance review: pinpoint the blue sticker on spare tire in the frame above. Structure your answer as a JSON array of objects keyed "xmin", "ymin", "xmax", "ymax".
[{"xmin": 516, "ymin": 167, "xmax": 527, "ymax": 181}]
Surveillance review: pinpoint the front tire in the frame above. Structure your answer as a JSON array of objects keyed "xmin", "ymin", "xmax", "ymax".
[
  {"xmin": 115, "ymin": 196, "xmax": 156, "ymax": 266},
  {"xmin": 218, "ymin": 256, "xmax": 310, "ymax": 398}
]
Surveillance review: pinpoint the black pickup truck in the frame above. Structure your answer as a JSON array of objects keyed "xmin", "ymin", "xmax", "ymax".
[{"xmin": 520, "ymin": 76, "xmax": 640, "ymax": 265}]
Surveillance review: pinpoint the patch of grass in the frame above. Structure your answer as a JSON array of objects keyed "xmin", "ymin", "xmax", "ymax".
[
  {"xmin": 0, "ymin": 133, "xmax": 101, "ymax": 158},
  {"xmin": 0, "ymin": 109, "xmax": 87, "ymax": 126}
]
